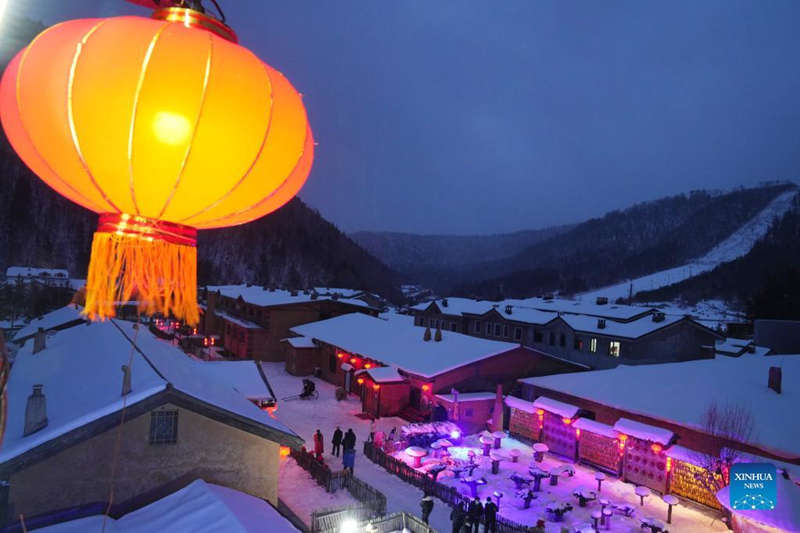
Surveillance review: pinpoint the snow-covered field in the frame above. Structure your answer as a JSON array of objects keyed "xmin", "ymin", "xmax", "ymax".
[
  {"xmin": 265, "ymin": 363, "xmax": 726, "ymax": 532},
  {"xmin": 581, "ymin": 189, "xmax": 798, "ymax": 301},
  {"xmin": 278, "ymin": 457, "xmax": 358, "ymax": 524}
]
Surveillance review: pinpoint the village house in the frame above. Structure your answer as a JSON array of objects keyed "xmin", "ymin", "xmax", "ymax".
[
  {"xmin": 4, "ymin": 267, "xmax": 70, "ymax": 288},
  {"xmin": 199, "ymin": 285, "xmax": 380, "ymax": 361},
  {"xmin": 286, "ymin": 313, "xmax": 586, "ymax": 423},
  {"xmin": 0, "ymin": 316, "xmax": 302, "ymax": 525},
  {"xmin": 413, "ymin": 297, "xmax": 721, "ymax": 368}
]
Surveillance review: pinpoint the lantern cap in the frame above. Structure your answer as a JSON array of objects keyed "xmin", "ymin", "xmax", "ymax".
[{"xmin": 152, "ymin": 6, "xmax": 237, "ymax": 43}]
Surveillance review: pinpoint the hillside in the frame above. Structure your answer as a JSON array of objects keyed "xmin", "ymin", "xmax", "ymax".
[
  {"xmin": 350, "ymin": 225, "xmax": 572, "ymax": 273},
  {"xmin": 0, "ymin": 131, "xmax": 401, "ymax": 302},
  {"xmin": 454, "ymin": 182, "xmax": 797, "ymax": 299},
  {"xmin": 634, "ymin": 194, "xmax": 800, "ymax": 320}
]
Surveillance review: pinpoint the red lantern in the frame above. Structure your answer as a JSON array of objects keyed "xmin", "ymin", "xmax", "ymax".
[
  {"xmin": 372, "ymin": 384, "xmax": 380, "ymax": 391},
  {"xmin": 364, "ymin": 363, "xmax": 372, "ymax": 369},
  {"xmin": 356, "ymin": 378, "xmax": 364, "ymax": 385},
  {"xmin": 651, "ymin": 443, "xmax": 663, "ymax": 454},
  {"xmin": 336, "ymin": 352, "xmax": 344, "ymax": 359},
  {"xmin": 562, "ymin": 417, "xmax": 572, "ymax": 425},
  {"xmin": 0, "ymin": 4, "xmax": 313, "ymax": 325}
]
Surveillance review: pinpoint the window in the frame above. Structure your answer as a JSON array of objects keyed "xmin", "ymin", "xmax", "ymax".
[
  {"xmin": 609, "ymin": 341, "xmax": 621, "ymax": 357},
  {"xmin": 534, "ymin": 330, "xmax": 543, "ymax": 343},
  {"xmin": 451, "ymin": 322, "xmax": 457, "ymax": 332},
  {"xmin": 419, "ymin": 317, "xmax": 426, "ymax": 326},
  {"xmin": 149, "ymin": 410, "xmax": 178, "ymax": 445},
  {"xmin": 549, "ymin": 332, "xmax": 555, "ymax": 346},
  {"xmin": 559, "ymin": 333, "xmax": 566, "ymax": 347},
  {"xmin": 474, "ymin": 321, "xmax": 481, "ymax": 333},
  {"xmin": 574, "ymin": 336, "xmax": 583, "ymax": 350},
  {"xmin": 485, "ymin": 323, "xmax": 492, "ymax": 336},
  {"xmin": 495, "ymin": 324, "xmax": 502, "ymax": 336},
  {"xmin": 514, "ymin": 327, "xmax": 522, "ymax": 341},
  {"xmin": 503, "ymin": 325, "xmax": 509, "ymax": 337},
  {"xmin": 590, "ymin": 338, "xmax": 597, "ymax": 353}
]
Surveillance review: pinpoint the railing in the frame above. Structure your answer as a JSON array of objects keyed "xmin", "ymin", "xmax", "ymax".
[
  {"xmin": 313, "ymin": 511, "xmax": 436, "ymax": 533},
  {"xmin": 363, "ymin": 442, "xmax": 533, "ymax": 533}
]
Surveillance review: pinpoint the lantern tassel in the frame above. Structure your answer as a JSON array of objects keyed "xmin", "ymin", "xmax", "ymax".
[{"xmin": 83, "ymin": 214, "xmax": 199, "ymax": 326}]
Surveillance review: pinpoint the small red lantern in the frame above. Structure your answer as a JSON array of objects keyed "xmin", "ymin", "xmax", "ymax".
[
  {"xmin": 421, "ymin": 384, "xmax": 430, "ymax": 392},
  {"xmin": 666, "ymin": 457, "xmax": 673, "ymax": 472},
  {"xmin": 279, "ymin": 446, "xmax": 291, "ymax": 457},
  {"xmin": 575, "ymin": 428, "xmax": 581, "ymax": 438},
  {"xmin": 350, "ymin": 357, "xmax": 357, "ymax": 365},
  {"xmin": 356, "ymin": 378, "xmax": 364, "ymax": 385},
  {"xmin": 372, "ymin": 383, "xmax": 380, "ymax": 391},
  {"xmin": 562, "ymin": 417, "xmax": 572, "ymax": 425},
  {"xmin": 337, "ymin": 352, "xmax": 344, "ymax": 359},
  {"xmin": 364, "ymin": 363, "xmax": 372, "ymax": 369},
  {"xmin": 210, "ymin": 337, "xmax": 215, "ymax": 346},
  {"xmin": 651, "ymin": 443, "xmax": 663, "ymax": 454},
  {"xmin": 203, "ymin": 337, "xmax": 208, "ymax": 347},
  {"xmin": 193, "ymin": 327, "xmax": 197, "ymax": 335}
]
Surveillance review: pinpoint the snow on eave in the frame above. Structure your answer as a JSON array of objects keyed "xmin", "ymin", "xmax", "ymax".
[
  {"xmin": 281, "ymin": 337, "xmax": 317, "ymax": 349},
  {"xmin": 435, "ymin": 392, "xmax": 497, "ymax": 403},
  {"xmin": 504, "ymin": 395, "xmax": 535, "ymax": 413},
  {"xmin": 532, "ymin": 396, "xmax": 580, "ymax": 419},
  {"xmin": 573, "ymin": 418, "xmax": 618, "ymax": 439},
  {"xmin": 613, "ymin": 418, "xmax": 674, "ymax": 445}
]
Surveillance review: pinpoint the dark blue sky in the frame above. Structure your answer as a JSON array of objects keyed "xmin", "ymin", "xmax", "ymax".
[{"xmin": 21, "ymin": 1, "xmax": 800, "ymax": 234}]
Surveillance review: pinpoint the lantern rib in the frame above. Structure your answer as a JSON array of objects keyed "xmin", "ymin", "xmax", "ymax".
[
  {"xmin": 12, "ymin": 23, "xmax": 106, "ymax": 213},
  {"xmin": 127, "ymin": 22, "xmax": 170, "ymax": 217},
  {"xmin": 67, "ymin": 19, "xmax": 122, "ymax": 214},
  {"xmin": 177, "ymin": 57, "xmax": 276, "ymax": 225},
  {"xmin": 195, "ymin": 123, "xmax": 308, "ymax": 228},
  {"xmin": 156, "ymin": 32, "xmax": 214, "ymax": 220}
]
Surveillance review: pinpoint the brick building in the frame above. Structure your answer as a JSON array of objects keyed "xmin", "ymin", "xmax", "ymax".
[
  {"xmin": 0, "ymin": 318, "xmax": 302, "ymax": 525},
  {"xmin": 200, "ymin": 285, "xmax": 379, "ymax": 361},
  {"xmin": 413, "ymin": 297, "xmax": 721, "ymax": 368},
  {"xmin": 287, "ymin": 313, "xmax": 585, "ymax": 421}
]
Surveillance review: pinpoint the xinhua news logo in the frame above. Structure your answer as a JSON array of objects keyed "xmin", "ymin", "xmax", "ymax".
[{"xmin": 730, "ymin": 463, "xmax": 777, "ymax": 510}]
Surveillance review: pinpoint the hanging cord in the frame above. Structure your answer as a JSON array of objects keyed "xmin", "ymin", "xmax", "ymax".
[{"xmin": 101, "ymin": 315, "xmax": 142, "ymax": 532}]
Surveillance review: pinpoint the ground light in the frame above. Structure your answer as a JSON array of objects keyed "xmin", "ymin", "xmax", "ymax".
[{"xmin": 339, "ymin": 518, "xmax": 358, "ymax": 533}]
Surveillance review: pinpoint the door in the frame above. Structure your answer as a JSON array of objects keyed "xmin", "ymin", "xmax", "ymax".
[{"xmin": 409, "ymin": 387, "xmax": 421, "ymax": 409}]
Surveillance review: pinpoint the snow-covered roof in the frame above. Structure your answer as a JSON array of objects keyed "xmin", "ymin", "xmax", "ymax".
[
  {"xmin": 613, "ymin": 418, "xmax": 674, "ymax": 445},
  {"xmin": 290, "ymin": 313, "xmax": 522, "ymax": 378},
  {"xmin": 717, "ymin": 476, "xmax": 800, "ymax": 533},
  {"xmin": 356, "ymin": 366, "xmax": 405, "ymax": 383},
  {"xmin": 664, "ymin": 444, "xmax": 702, "ymax": 466},
  {"xmin": 506, "ymin": 297, "xmax": 654, "ymax": 321},
  {"xmin": 573, "ymin": 418, "xmax": 618, "ymax": 439},
  {"xmin": 714, "ymin": 337, "xmax": 771, "ymax": 357},
  {"xmin": 5, "ymin": 266, "xmax": 69, "ymax": 279},
  {"xmin": 436, "ymin": 392, "xmax": 497, "ymax": 403},
  {"xmin": 13, "ymin": 305, "xmax": 85, "ymax": 341},
  {"xmin": 208, "ymin": 285, "xmax": 373, "ymax": 310},
  {"xmin": 411, "ymin": 298, "xmax": 496, "ymax": 316},
  {"xmin": 504, "ymin": 395, "xmax": 536, "ymax": 413},
  {"xmin": 1, "ymin": 321, "xmax": 299, "ymax": 465},
  {"xmin": 189, "ymin": 361, "xmax": 273, "ymax": 401},
  {"xmin": 494, "ymin": 307, "xmax": 559, "ymax": 325},
  {"xmin": 520, "ymin": 354, "xmax": 800, "ymax": 458},
  {"xmin": 559, "ymin": 313, "xmax": 686, "ymax": 339},
  {"xmin": 213, "ymin": 309, "xmax": 261, "ymax": 329},
  {"xmin": 36, "ymin": 479, "xmax": 298, "ymax": 532},
  {"xmin": 283, "ymin": 337, "xmax": 317, "ymax": 349},
  {"xmin": 532, "ymin": 396, "xmax": 580, "ymax": 418}
]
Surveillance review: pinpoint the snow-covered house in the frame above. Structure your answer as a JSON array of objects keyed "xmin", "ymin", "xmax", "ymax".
[
  {"xmin": 199, "ymin": 285, "xmax": 380, "ymax": 361},
  {"xmin": 4, "ymin": 267, "xmax": 70, "ymax": 288},
  {"xmin": 288, "ymin": 313, "xmax": 585, "ymax": 421},
  {"xmin": 10, "ymin": 305, "xmax": 86, "ymax": 346},
  {"xmin": 714, "ymin": 337, "xmax": 771, "ymax": 357},
  {"xmin": 30, "ymin": 479, "xmax": 299, "ymax": 533},
  {"xmin": 413, "ymin": 297, "xmax": 721, "ymax": 369},
  {"xmin": 0, "ymin": 319, "xmax": 302, "ymax": 524}
]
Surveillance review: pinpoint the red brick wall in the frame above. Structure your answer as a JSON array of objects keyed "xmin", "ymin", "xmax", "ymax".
[{"xmin": 509, "ymin": 408, "xmax": 540, "ymax": 442}]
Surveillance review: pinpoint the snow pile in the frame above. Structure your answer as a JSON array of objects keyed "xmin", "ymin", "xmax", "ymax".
[
  {"xmin": 580, "ymin": 188, "xmax": 799, "ymax": 300},
  {"xmin": 532, "ymin": 396, "xmax": 580, "ymax": 419},
  {"xmin": 612, "ymin": 418, "xmax": 673, "ymax": 445}
]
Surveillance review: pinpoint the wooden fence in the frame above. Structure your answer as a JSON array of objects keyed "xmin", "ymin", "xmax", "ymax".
[{"xmin": 363, "ymin": 442, "xmax": 533, "ymax": 533}]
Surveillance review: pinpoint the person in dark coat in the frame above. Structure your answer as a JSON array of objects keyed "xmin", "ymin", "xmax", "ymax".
[
  {"xmin": 450, "ymin": 503, "xmax": 466, "ymax": 533},
  {"xmin": 420, "ymin": 492, "xmax": 434, "ymax": 524},
  {"xmin": 343, "ymin": 428, "xmax": 357, "ymax": 451},
  {"xmin": 313, "ymin": 429, "xmax": 324, "ymax": 460},
  {"xmin": 467, "ymin": 498, "xmax": 483, "ymax": 533},
  {"xmin": 331, "ymin": 426, "xmax": 343, "ymax": 457},
  {"xmin": 483, "ymin": 496, "xmax": 498, "ymax": 533}
]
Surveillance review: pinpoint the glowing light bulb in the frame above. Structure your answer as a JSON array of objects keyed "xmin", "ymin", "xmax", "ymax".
[{"xmin": 153, "ymin": 111, "xmax": 191, "ymax": 145}]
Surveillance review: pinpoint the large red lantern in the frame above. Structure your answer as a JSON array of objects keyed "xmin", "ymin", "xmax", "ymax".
[{"xmin": 0, "ymin": 3, "xmax": 313, "ymax": 325}]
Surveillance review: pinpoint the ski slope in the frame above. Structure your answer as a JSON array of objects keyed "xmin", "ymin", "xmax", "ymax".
[{"xmin": 581, "ymin": 188, "xmax": 798, "ymax": 300}]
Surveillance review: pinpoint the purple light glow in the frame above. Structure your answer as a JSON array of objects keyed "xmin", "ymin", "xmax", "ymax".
[{"xmin": 450, "ymin": 430, "xmax": 461, "ymax": 439}]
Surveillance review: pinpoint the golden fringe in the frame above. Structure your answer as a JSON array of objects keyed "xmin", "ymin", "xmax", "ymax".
[{"xmin": 83, "ymin": 232, "xmax": 199, "ymax": 325}]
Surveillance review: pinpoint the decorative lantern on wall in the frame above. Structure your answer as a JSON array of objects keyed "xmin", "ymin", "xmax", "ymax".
[{"xmin": 0, "ymin": 1, "xmax": 313, "ymax": 325}]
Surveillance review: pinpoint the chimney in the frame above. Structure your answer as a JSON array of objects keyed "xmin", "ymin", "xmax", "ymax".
[
  {"xmin": 441, "ymin": 298, "xmax": 448, "ymax": 308},
  {"xmin": 747, "ymin": 344, "xmax": 756, "ymax": 354},
  {"xmin": 597, "ymin": 319, "xmax": 606, "ymax": 330},
  {"xmin": 434, "ymin": 327, "xmax": 442, "ymax": 342},
  {"xmin": 768, "ymin": 367, "xmax": 782, "ymax": 394},
  {"xmin": 491, "ymin": 383, "xmax": 504, "ymax": 432},
  {"xmin": 652, "ymin": 312, "xmax": 666, "ymax": 323},
  {"xmin": 24, "ymin": 384, "xmax": 48, "ymax": 436},
  {"xmin": 121, "ymin": 364, "xmax": 132, "ymax": 396},
  {"xmin": 33, "ymin": 328, "xmax": 46, "ymax": 354},
  {"xmin": 310, "ymin": 291, "xmax": 319, "ymax": 300},
  {"xmin": 595, "ymin": 297, "xmax": 608, "ymax": 305},
  {"xmin": 505, "ymin": 305, "xmax": 512, "ymax": 315},
  {"xmin": 423, "ymin": 327, "xmax": 432, "ymax": 342}
]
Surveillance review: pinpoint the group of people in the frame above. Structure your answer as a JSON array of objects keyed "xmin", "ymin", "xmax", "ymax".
[
  {"xmin": 312, "ymin": 426, "xmax": 358, "ymax": 471},
  {"xmin": 448, "ymin": 497, "xmax": 498, "ymax": 533}
]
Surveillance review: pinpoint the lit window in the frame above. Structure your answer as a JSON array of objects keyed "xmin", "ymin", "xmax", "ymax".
[
  {"xmin": 590, "ymin": 338, "xmax": 597, "ymax": 353},
  {"xmin": 609, "ymin": 341, "xmax": 621, "ymax": 357},
  {"xmin": 149, "ymin": 410, "xmax": 178, "ymax": 445},
  {"xmin": 514, "ymin": 327, "xmax": 522, "ymax": 341},
  {"xmin": 574, "ymin": 336, "xmax": 583, "ymax": 350}
]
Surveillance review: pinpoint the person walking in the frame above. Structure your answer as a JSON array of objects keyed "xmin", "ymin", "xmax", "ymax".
[
  {"xmin": 313, "ymin": 429, "xmax": 324, "ymax": 460},
  {"xmin": 483, "ymin": 496, "xmax": 498, "ymax": 533},
  {"xmin": 450, "ymin": 503, "xmax": 466, "ymax": 533},
  {"xmin": 369, "ymin": 418, "xmax": 376, "ymax": 442},
  {"xmin": 420, "ymin": 492, "xmax": 434, "ymax": 524},
  {"xmin": 467, "ymin": 497, "xmax": 483, "ymax": 533},
  {"xmin": 331, "ymin": 426, "xmax": 343, "ymax": 457},
  {"xmin": 343, "ymin": 428, "xmax": 357, "ymax": 451}
]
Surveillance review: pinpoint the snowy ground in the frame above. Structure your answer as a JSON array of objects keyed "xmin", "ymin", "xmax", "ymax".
[
  {"xmin": 580, "ymin": 189, "xmax": 798, "ymax": 301},
  {"xmin": 278, "ymin": 456, "xmax": 358, "ymax": 524},
  {"xmin": 263, "ymin": 363, "xmax": 459, "ymax": 532},
  {"xmin": 265, "ymin": 364, "xmax": 726, "ymax": 532},
  {"xmin": 392, "ymin": 433, "xmax": 728, "ymax": 533}
]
